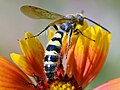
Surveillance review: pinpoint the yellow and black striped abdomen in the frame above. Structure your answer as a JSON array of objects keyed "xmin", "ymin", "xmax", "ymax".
[{"xmin": 44, "ymin": 31, "xmax": 64, "ymax": 80}]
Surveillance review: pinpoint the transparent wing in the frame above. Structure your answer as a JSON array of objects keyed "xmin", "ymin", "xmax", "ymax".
[{"xmin": 20, "ymin": 5, "xmax": 64, "ymax": 20}]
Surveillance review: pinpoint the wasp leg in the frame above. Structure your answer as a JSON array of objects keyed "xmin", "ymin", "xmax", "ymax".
[
  {"xmin": 25, "ymin": 24, "xmax": 59, "ymax": 40},
  {"xmin": 24, "ymin": 82, "xmax": 37, "ymax": 88},
  {"xmin": 24, "ymin": 25, "xmax": 50, "ymax": 39},
  {"xmin": 34, "ymin": 25, "xmax": 50, "ymax": 37},
  {"xmin": 34, "ymin": 24, "xmax": 59, "ymax": 37},
  {"xmin": 33, "ymin": 73, "xmax": 45, "ymax": 84},
  {"xmin": 79, "ymin": 30, "xmax": 95, "ymax": 42},
  {"xmin": 66, "ymin": 29, "xmax": 72, "ymax": 59},
  {"xmin": 33, "ymin": 73, "xmax": 39, "ymax": 82}
]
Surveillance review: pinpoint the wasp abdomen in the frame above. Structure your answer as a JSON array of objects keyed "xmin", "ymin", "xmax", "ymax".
[{"xmin": 44, "ymin": 31, "xmax": 64, "ymax": 80}]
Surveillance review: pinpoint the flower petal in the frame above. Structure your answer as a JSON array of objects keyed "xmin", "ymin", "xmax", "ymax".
[
  {"xmin": 66, "ymin": 25, "xmax": 111, "ymax": 88},
  {"xmin": 48, "ymin": 29, "xmax": 55, "ymax": 42},
  {"xmin": 10, "ymin": 32, "xmax": 46, "ymax": 81},
  {"xmin": 0, "ymin": 55, "xmax": 34, "ymax": 90},
  {"xmin": 10, "ymin": 53, "xmax": 31, "ymax": 76},
  {"xmin": 93, "ymin": 78, "xmax": 120, "ymax": 90}
]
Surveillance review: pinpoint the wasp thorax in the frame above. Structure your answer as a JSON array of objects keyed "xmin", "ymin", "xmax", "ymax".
[
  {"xmin": 60, "ymin": 22, "xmax": 75, "ymax": 32},
  {"xmin": 64, "ymin": 15, "xmax": 76, "ymax": 20}
]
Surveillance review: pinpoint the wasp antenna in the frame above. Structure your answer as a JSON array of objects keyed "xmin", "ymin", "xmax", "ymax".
[{"xmin": 84, "ymin": 17, "xmax": 111, "ymax": 33}]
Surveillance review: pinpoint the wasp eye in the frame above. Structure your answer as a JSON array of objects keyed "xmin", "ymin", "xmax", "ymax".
[{"xmin": 76, "ymin": 14, "xmax": 84, "ymax": 22}]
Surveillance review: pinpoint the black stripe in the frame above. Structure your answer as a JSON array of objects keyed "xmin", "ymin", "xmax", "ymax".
[
  {"xmin": 44, "ymin": 63, "xmax": 57, "ymax": 71},
  {"xmin": 51, "ymin": 37, "xmax": 62, "ymax": 45},
  {"xmin": 46, "ymin": 71, "xmax": 54, "ymax": 80},
  {"xmin": 53, "ymin": 25, "xmax": 58, "ymax": 30},
  {"xmin": 56, "ymin": 31, "xmax": 64, "ymax": 37},
  {"xmin": 44, "ymin": 55, "xmax": 58, "ymax": 62},
  {"xmin": 51, "ymin": 31, "xmax": 64, "ymax": 45},
  {"xmin": 46, "ymin": 45, "xmax": 61, "ymax": 53}
]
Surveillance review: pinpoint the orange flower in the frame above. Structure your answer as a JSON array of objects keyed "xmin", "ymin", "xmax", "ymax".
[
  {"xmin": 0, "ymin": 23, "xmax": 114, "ymax": 89},
  {"xmin": 65, "ymin": 25, "xmax": 111, "ymax": 89},
  {"xmin": 0, "ymin": 54, "xmax": 120, "ymax": 90},
  {"xmin": 10, "ymin": 32, "xmax": 47, "ymax": 82},
  {"xmin": 11, "ymin": 24, "xmax": 111, "ymax": 89},
  {"xmin": 0, "ymin": 55, "xmax": 34, "ymax": 90}
]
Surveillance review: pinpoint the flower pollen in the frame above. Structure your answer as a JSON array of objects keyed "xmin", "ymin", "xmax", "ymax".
[{"xmin": 50, "ymin": 81, "xmax": 75, "ymax": 90}]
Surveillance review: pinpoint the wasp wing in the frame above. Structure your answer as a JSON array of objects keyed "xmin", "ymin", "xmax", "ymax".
[{"xmin": 20, "ymin": 5, "xmax": 64, "ymax": 20}]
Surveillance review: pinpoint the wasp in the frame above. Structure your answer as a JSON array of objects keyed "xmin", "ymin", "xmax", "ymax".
[
  {"xmin": 20, "ymin": 5, "xmax": 110, "ymax": 80},
  {"xmin": 20, "ymin": 5, "xmax": 110, "ymax": 35}
]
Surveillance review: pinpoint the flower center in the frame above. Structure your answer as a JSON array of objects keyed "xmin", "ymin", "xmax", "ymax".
[{"xmin": 50, "ymin": 81, "xmax": 75, "ymax": 90}]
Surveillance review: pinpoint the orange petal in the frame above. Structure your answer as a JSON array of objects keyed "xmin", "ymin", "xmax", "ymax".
[
  {"xmin": 10, "ymin": 53, "xmax": 31, "ymax": 76},
  {"xmin": 0, "ymin": 55, "xmax": 34, "ymax": 90},
  {"xmin": 66, "ymin": 25, "xmax": 111, "ymax": 89},
  {"xmin": 93, "ymin": 78, "xmax": 120, "ymax": 90},
  {"xmin": 61, "ymin": 33, "xmax": 68, "ymax": 56},
  {"xmin": 65, "ymin": 35, "xmax": 79, "ymax": 77},
  {"xmin": 10, "ymin": 32, "xmax": 47, "ymax": 81},
  {"xmin": 48, "ymin": 29, "xmax": 55, "ymax": 42},
  {"xmin": 66, "ymin": 23, "xmax": 88, "ymax": 77}
]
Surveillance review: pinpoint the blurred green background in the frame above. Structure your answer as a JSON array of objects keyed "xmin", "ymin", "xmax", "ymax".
[{"xmin": 0, "ymin": 0, "xmax": 120, "ymax": 89}]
